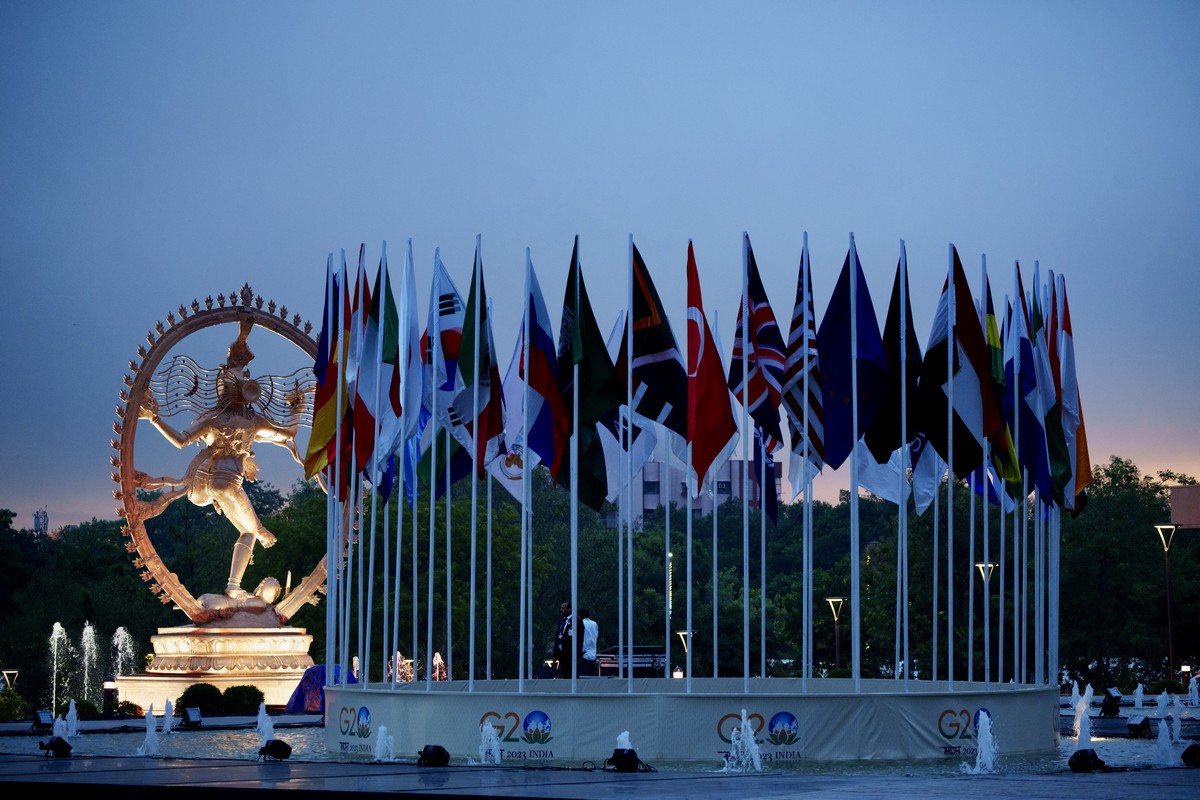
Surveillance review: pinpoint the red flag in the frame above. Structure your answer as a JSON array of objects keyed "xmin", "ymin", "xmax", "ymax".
[{"xmin": 686, "ymin": 241, "xmax": 738, "ymax": 495}]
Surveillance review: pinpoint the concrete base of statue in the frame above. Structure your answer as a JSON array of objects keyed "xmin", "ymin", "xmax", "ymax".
[{"xmin": 115, "ymin": 625, "xmax": 314, "ymax": 710}]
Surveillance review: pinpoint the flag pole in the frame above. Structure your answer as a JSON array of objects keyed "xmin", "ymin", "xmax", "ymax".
[
  {"xmin": 801, "ymin": 232, "xmax": 813, "ymax": 691},
  {"xmin": 518, "ymin": 249, "xmax": 532, "ymax": 691},
  {"xmin": 426, "ymin": 250, "xmax": 442, "ymax": 690},
  {"xmin": 741, "ymin": 233, "xmax": 751, "ymax": 692},
  {"xmin": 469, "ymin": 236, "xmax": 482, "ymax": 691},
  {"xmin": 946, "ymin": 244, "xmax": 956, "ymax": 689},
  {"xmin": 848, "ymin": 232, "xmax": 862, "ymax": 692},
  {"xmin": 626, "ymin": 234, "xmax": 635, "ymax": 694},
  {"xmin": 899, "ymin": 239, "xmax": 911, "ymax": 689},
  {"xmin": 570, "ymin": 239, "xmax": 580, "ymax": 696}
]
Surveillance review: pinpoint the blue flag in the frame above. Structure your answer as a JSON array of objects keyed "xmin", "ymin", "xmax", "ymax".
[{"xmin": 814, "ymin": 242, "xmax": 888, "ymax": 470}]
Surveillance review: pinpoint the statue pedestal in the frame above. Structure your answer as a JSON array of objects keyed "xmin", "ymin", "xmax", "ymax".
[{"xmin": 115, "ymin": 625, "xmax": 314, "ymax": 711}]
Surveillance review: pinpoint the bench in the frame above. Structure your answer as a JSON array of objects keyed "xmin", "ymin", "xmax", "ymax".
[{"xmin": 596, "ymin": 646, "xmax": 666, "ymax": 678}]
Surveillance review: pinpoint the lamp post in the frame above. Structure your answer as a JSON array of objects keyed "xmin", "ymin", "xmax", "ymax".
[
  {"xmin": 103, "ymin": 675, "xmax": 117, "ymax": 711},
  {"xmin": 825, "ymin": 597, "xmax": 845, "ymax": 671},
  {"xmin": 975, "ymin": 563, "xmax": 997, "ymax": 683},
  {"xmin": 1154, "ymin": 523, "xmax": 1178, "ymax": 678}
]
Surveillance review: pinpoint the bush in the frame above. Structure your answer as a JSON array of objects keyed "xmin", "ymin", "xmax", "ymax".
[
  {"xmin": 1149, "ymin": 678, "xmax": 1185, "ymax": 695},
  {"xmin": 176, "ymin": 683, "xmax": 224, "ymax": 715},
  {"xmin": 221, "ymin": 685, "xmax": 265, "ymax": 714},
  {"xmin": 0, "ymin": 689, "xmax": 27, "ymax": 722},
  {"xmin": 56, "ymin": 698, "xmax": 101, "ymax": 718},
  {"xmin": 114, "ymin": 700, "xmax": 142, "ymax": 717}
]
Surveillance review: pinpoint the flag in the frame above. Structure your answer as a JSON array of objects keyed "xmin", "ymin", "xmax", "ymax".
[
  {"xmin": 750, "ymin": 427, "xmax": 778, "ymax": 524},
  {"xmin": 344, "ymin": 244, "xmax": 372, "ymax": 405},
  {"xmin": 452, "ymin": 238, "xmax": 507, "ymax": 478},
  {"xmin": 982, "ymin": 273, "xmax": 1021, "ymax": 487},
  {"xmin": 1004, "ymin": 264, "xmax": 1051, "ymax": 497},
  {"xmin": 781, "ymin": 238, "xmax": 825, "ymax": 495},
  {"xmin": 909, "ymin": 433, "xmax": 946, "ymax": 516},
  {"xmin": 686, "ymin": 241, "xmax": 739, "ymax": 495},
  {"xmin": 915, "ymin": 246, "xmax": 1001, "ymax": 479},
  {"xmin": 603, "ymin": 312, "xmax": 660, "ymax": 503},
  {"xmin": 305, "ymin": 253, "xmax": 355, "ymax": 497},
  {"xmin": 354, "ymin": 248, "xmax": 401, "ymax": 483},
  {"xmin": 968, "ymin": 460, "xmax": 1016, "ymax": 512},
  {"xmin": 519, "ymin": 253, "xmax": 570, "ymax": 478},
  {"xmin": 863, "ymin": 243, "xmax": 923, "ymax": 465},
  {"xmin": 1057, "ymin": 275, "xmax": 1091, "ymax": 512},
  {"xmin": 423, "ymin": 250, "xmax": 466, "ymax": 431},
  {"xmin": 613, "ymin": 242, "xmax": 688, "ymax": 440},
  {"xmin": 556, "ymin": 236, "xmax": 625, "ymax": 511},
  {"xmin": 1031, "ymin": 264, "xmax": 1071, "ymax": 505},
  {"xmin": 856, "ymin": 438, "xmax": 910, "ymax": 506},
  {"xmin": 487, "ymin": 314, "xmax": 537, "ymax": 504},
  {"xmin": 304, "ymin": 255, "xmax": 341, "ymax": 478},
  {"xmin": 815, "ymin": 241, "xmax": 888, "ymax": 471},
  {"xmin": 727, "ymin": 234, "xmax": 786, "ymax": 448}
]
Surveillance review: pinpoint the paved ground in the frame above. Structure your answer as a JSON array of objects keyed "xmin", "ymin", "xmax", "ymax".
[
  {"xmin": 0, "ymin": 749, "xmax": 1196, "ymax": 800},
  {"xmin": 1, "ymin": 713, "xmax": 1195, "ymax": 799}
]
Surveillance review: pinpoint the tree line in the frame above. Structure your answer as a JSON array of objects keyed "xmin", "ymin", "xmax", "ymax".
[{"xmin": 0, "ymin": 454, "xmax": 1194, "ymax": 710}]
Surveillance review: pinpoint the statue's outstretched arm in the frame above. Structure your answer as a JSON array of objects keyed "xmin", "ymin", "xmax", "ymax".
[{"xmin": 139, "ymin": 397, "xmax": 207, "ymax": 449}]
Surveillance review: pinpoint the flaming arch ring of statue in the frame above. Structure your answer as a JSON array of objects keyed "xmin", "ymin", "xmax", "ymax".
[{"xmin": 111, "ymin": 283, "xmax": 327, "ymax": 625}]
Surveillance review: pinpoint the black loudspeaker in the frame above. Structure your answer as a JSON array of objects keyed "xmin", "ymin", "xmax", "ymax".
[
  {"xmin": 1068, "ymin": 748, "xmax": 1105, "ymax": 773},
  {"xmin": 1126, "ymin": 715, "xmax": 1150, "ymax": 737},
  {"xmin": 417, "ymin": 744, "xmax": 450, "ymax": 767},
  {"xmin": 606, "ymin": 748, "xmax": 640, "ymax": 773},
  {"xmin": 258, "ymin": 739, "xmax": 292, "ymax": 761},
  {"xmin": 1182, "ymin": 742, "xmax": 1200, "ymax": 768},
  {"xmin": 39, "ymin": 736, "xmax": 72, "ymax": 757}
]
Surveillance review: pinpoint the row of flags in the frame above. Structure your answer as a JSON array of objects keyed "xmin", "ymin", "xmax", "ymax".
[{"xmin": 300, "ymin": 233, "xmax": 1091, "ymax": 520}]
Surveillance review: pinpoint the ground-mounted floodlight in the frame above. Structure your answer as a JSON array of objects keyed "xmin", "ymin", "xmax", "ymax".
[
  {"xmin": 417, "ymin": 744, "xmax": 450, "ymax": 767},
  {"xmin": 182, "ymin": 707, "xmax": 203, "ymax": 728},
  {"xmin": 258, "ymin": 739, "xmax": 291, "ymax": 761}
]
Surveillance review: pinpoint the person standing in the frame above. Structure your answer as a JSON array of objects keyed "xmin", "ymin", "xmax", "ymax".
[
  {"xmin": 579, "ymin": 608, "xmax": 599, "ymax": 676},
  {"xmin": 554, "ymin": 601, "xmax": 573, "ymax": 678}
]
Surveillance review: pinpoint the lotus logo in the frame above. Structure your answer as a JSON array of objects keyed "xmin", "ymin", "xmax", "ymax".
[
  {"xmin": 521, "ymin": 710, "xmax": 553, "ymax": 744},
  {"xmin": 766, "ymin": 712, "xmax": 799, "ymax": 746},
  {"xmin": 355, "ymin": 706, "xmax": 371, "ymax": 738}
]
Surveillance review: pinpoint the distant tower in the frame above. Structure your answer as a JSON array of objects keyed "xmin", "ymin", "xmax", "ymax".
[{"xmin": 32, "ymin": 507, "xmax": 48, "ymax": 535}]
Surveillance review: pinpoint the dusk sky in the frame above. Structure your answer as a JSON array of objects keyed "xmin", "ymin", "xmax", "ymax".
[{"xmin": 2, "ymin": 1, "xmax": 1197, "ymax": 530}]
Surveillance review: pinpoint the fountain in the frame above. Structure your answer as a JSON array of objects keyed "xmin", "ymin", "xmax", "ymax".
[
  {"xmin": 161, "ymin": 699, "xmax": 174, "ymax": 734},
  {"xmin": 137, "ymin": 704, "xmax": 160, "ymax": 756},
  {"xmin": 1156, "ymin": 690, "xmax": 1169, "ymax": 717},
  {"xmin": 962, "ymin": 710, "xmax": 998, "ymax": 774},
  {"xmin": 80, "ymin": 621, "xmax": 99, "ymax": 705},
  {"xmin": 1069, "ymin": 680, "xmax": 1080, "ymax": 709},
  {"xmin": 48, "ymin": 622, "xmax": 70, "ymax": 712},
  {"xmin": 66, "ymin": 699, "xmax": 78, "ymax": 737},
  {"xmin": 722, "ymin": 709, "xmax": 762, "ymax": 772},
  {"xmin": 1189, "ymin": 681, "xmax": 1199, "ymax": 708},
  {"xmin": 478, "ymin": 722, "xmax": 501, "ymax": 764},
  {"xmin": 1156, "ymin": 713, "xmax": 1174, "ymax": 766},
  {"xmin": 256, "ymin": 702, "xmax": 275, "ymax": 746},
  {"xmin": 1072, "ymin": 685, "xmax": 1094, "ymax": 737},
  {"xmin": 52, "ymin": 715, "xmax": 68, "ymax": 740},
  {"xmin": 1134, "ymin": 683, "xmax": 1144, "ymax": 709},
  {"xmin": 1075, "ymin": 696, "xmax": 1094, "ymax": 752},
  {"xmin": 112, "ymin": 626, "xmax": 136, "ymax": 678},
  {"xmin": 374, "ymin": 724, "xmax": 395, "ymax": 761}
]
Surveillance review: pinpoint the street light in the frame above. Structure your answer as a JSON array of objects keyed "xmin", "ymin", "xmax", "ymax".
[
  {"xmin": 1155, "ymin": 523, "xmax": 1178, "ymax": 677},
  {"xmin": 975, "ymin": 563, "xmax": 997, "ymax": 683},
  {"xmin": 825, "ymin": 597, "xmax": 846, "ymax": 671},
  {"xmin": 103, "ymin": 675, "xmax": 117, "ymax": 711}
]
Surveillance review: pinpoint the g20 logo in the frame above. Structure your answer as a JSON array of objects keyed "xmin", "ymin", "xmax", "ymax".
[
  {"xmin": 479, "ymin": 710, "xmax": 554, "ymax": 744},
  {"xmin": 717, "ymin": 711, "xmax": 765, "ymax": 744},
  {"xmin": 765, "ymin": 712, "xmax": 800, "ymax": 746},
  {"xmin": 339, "ymin": 705, "xmax": 371, "ymax": 738},
  {"xmin": 937, "ymin": 708, "xmax": 978, "ymax": 741}
]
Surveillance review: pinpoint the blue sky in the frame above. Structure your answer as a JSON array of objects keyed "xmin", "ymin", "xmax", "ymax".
[{"xmin": 2, "ymin": 1, "xmax": 1198, "ymax": 529}]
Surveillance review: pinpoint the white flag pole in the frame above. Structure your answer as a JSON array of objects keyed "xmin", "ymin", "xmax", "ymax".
[
  {"xmin": 740, "ymin": 233, "xmax": 751, "ymax": 693},
  {"xmin": 946, "ymin": 243, "xmax": 956, "ymax": 689},
  {"xmin": 626, "ymin": 234, "xmax": 635, "ymax": 693},
  {"xmin": 426, "ymin": 249, "xmax": 442, "ymax": 690},
  {"xmin": 518, "ymin": 249, "xmax": 532, "ymax": 691},
  {"xmin": 469, "ymin": 236, "xmax": 482, "ymax": 691},
  {"xmin": 849, "ymin": 232, "xmax": 862, "ymax": 692}
]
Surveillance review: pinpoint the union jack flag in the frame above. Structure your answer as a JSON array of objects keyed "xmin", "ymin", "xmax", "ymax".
[{"xmin": 727, "ymin": 233, "xmax": 785, "ymax": 450}]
